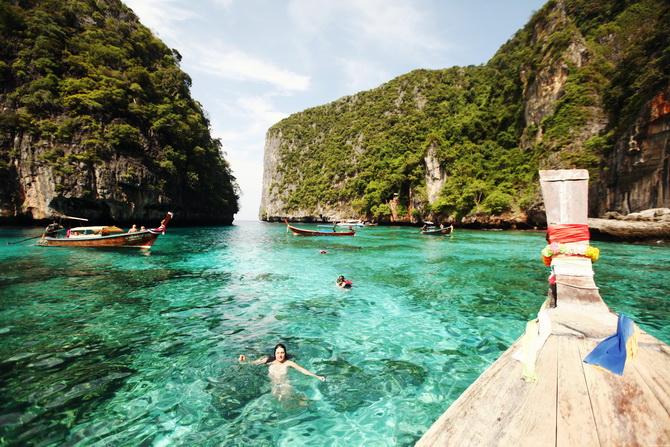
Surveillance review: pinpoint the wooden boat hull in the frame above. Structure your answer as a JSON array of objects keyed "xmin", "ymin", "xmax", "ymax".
[
  {"xmin": 285, "ymin": 220, "xmax": 355, "ymax": 236},
  {"xmin": 39, "ymin": 212, "xmax": 173, "ymax": 249},
  {"xmin": 40, "ymin": 230, "xmax": 161, "ymax": 249}
]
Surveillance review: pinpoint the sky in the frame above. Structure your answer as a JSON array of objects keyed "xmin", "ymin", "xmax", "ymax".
[{"xmin": 123, "ymin": 0, "xmax": 547, "ymax": 221}]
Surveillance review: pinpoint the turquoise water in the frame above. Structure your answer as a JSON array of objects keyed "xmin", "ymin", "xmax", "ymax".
[{"xmin": 1, "ymin": 221, "xmax": 669, "ymax": 446}]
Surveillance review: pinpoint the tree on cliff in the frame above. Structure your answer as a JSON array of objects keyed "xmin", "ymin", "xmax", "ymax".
[
  {"xmin": 261, "ymin": 0, "xmax": 669, "ymax": 225},
  {"xmin": 0, "ymin": 0, "xmax": 239, "ymax": 224}
]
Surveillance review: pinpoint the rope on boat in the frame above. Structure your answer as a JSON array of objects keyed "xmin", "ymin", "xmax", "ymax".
[
  {"xmin": 554, "ymin": 280, "xmax": 600, "ymax": 290},
  {"xmin": 6, "ymin": 234, "xmax": 45, "ymax": 245}
]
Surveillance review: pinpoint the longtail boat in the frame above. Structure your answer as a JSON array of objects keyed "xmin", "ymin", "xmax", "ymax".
[
  {"xmin": 421, "ymin": 225, "xmax": 453, "ymax": 235},
  {"xmin": 285, "ymin": 220, "xmax": 355, "ymax": 236},
  {"xmin": 335, "ymin": 219, "xmax": 367, "ymax": 228},
  {"xmin": 38, "ymin": 212, "xmax": 173, "ymax": 249},
  {"xmin": 417, "ymin": 170, "xmax": 670, "ymax": 446}
]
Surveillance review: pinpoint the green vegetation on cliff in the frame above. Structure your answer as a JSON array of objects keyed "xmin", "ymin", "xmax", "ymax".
[
  {"xmin": 0, "ymin": 0, "xmax": 239, "ymax": 221},
  {"xmin": 267, "ymin": 0, "xmax": 669, "ymax": 223}
]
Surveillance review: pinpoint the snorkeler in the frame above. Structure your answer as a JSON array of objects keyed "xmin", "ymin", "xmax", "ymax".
[
  {"xmin": 238, "ymin": 343, "xmax": 326, "ymax": 382},
  {"xmin": 336, "ymin": 275, "xmax": 352, "ymax": 288}
]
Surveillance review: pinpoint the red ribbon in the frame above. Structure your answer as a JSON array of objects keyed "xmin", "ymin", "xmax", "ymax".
[{"xmin": 547, "ymin": 224, "xmax": 590, "ymax": 243}]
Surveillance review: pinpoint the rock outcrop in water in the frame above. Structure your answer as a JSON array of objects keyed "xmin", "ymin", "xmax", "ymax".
[
  {"xmin": 589, "ymin": 208, "xmax": 670, "ymax": 242},
  {"xmin": 260, "ymin": 0, "xmax": 669, "ymax": 230},
  {"xmin": 0, "ymin": 0, "xmax": 239, "ymax": 225}
]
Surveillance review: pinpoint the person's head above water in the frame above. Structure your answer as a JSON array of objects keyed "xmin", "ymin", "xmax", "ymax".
[
  {"xmin": 274, "ymin": 343, "xmax": 287, "ymax": 362},
  {"xmin": 337, "ymin": 275, "xmax": 345, "ymax": 282}
]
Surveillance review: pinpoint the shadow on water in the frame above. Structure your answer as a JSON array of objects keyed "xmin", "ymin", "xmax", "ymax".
[
  {"xmin": 318, "ymin": 359, "xmax": 381, "ymax": 412},
  {"xmin": 315, "ymin": 357, "xmax": 428, "ymax": 414},
  {"xmin": 0, "ymin": 336, "xmax": 136, "ymax": 445},
  {"xmin": 207, "ymin": 364, "xmax": 269, "ymax": 419}
]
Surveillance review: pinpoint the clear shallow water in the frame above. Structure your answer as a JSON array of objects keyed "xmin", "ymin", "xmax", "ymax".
[{"xmin": 1, "ymin": 221, "xmax": 668, "ymax": 446}]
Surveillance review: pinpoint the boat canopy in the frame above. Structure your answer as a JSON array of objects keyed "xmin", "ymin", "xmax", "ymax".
[{"xmin": 69, "ymin": 226, "xmax": 125, "ymax": 233}]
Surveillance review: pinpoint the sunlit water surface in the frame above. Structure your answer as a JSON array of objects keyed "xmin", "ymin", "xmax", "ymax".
[{"xmin": 1, "ymin": 222, "xmax": 669, "ymax": 446}]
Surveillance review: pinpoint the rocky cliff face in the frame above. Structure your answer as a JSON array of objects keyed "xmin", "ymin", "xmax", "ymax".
[
  {"xmin": 519, "ymin": 8, "xmax": 608, "ymax": 157},
  {"xmin": 1, "ymin": 127, "xmax": 239, "ymax": 225},
  {"xmin": 260, "ymin": 128, "xmax": 455, "ymax": 225},
  {"xmin": 0, "ymin": 0, "xmax": 239, "ymax": 226},
  {"xmin": 3, "ymin": 131, "xmax": 166, "ymax": 224},
  {"xmin": 259, "ymin": 131, "xmax": 286, "ymax": 221},
  {"xmin": 259, "ymin": 131, "xmax": 332, "ymax": 222},
  {"xmin": 594, "ymin": 89, "xmax": 670, "ymax": 216},
  {"xmin": 259, "ymin": 0, "xmax": 669, "ymax": 226}
]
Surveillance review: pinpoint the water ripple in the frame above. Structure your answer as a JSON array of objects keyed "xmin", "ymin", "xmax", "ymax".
[{"xmin": 0, "ymin": 224, "xmax": 668, "ymax": 446}]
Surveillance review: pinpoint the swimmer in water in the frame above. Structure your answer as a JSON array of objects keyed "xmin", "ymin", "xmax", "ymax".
[
  {"xmin": 238, "ymin": 344, "xmax": 325, "ymax": 381},
  {"xmin": 239, "ymin": 344, "xmax": 325, "ymax": 403},
  {"xmin": 336, "ymin": 275, "xmax": 352, "ymax": 288}
]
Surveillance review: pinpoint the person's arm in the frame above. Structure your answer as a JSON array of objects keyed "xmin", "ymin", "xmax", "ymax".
[
  {"xmin": 238, "ymin": 355, "xmax": 270, "ymax": 364},
  {"xmin": 287, "ymin": 360, "xmax": 326, "ymax": 381}
]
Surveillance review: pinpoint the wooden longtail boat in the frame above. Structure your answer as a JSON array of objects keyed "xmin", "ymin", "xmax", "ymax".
[
  {"xmin": 417, "ymin": 170, "xmax": 670, "ymax": 446},
  {"xmin": 38, "ymin": 212, "xmax": 173, "ymax": 249},
  {"xmin": 421, "ymin": 225, "xmax": 453, "ymax": 235},
  {"xmin": 285, "ymin": 220, "xmax": 355, "ymax": 236}
]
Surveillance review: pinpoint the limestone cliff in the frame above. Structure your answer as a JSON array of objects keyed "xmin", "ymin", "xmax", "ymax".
[
  {"xmin": 593, "ymin": 89, "xmax": 670, "ymax": 216},
  {"xmin": 0, "ymin": 0, "xmax": 239, "ymax": 225},
  {"xmin": 259, "ymin": 0, "xmax": 669, "ymax": 227}
]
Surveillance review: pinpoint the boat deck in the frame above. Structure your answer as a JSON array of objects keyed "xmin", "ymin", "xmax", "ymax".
[{"xmin": 416, "ymin": 299, "xmax": 670, "ymax": 446}]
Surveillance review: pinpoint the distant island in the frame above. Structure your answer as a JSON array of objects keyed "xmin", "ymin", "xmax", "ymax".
[{"xmin": 260, "ymin": 0, "xmax": 670, "ymax": 230}]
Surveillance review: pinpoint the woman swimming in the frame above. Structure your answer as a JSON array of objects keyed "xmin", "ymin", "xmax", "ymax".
[
  {"xmin": 239, "ymin": 344, "xmax": 325, "ymax": 403},
  {"xmin": 239, "ymin": 344, "xmax": 325, "ymax": 381},
  {"xmin": 238, "ymin": 343, "xmax": 326, "ymax": 405}
]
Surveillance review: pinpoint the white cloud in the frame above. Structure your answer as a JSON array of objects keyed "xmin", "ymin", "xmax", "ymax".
[
  {"xmin": 346, "ymin": 1, "xmax": 442, "ymax": 52},
  {"xmin": 124, "ymin": 0, "xmax": 197, "ymax": 42},
  {"xmin": 190, "ymin": 45, "xmax": 310, "ymax": 92},
  {"xmin": 236, "ymin": 96, "xmax": 288, "ymax": 128},
  {"xmin": 214, "ymin": 96, "xmax": 287, "ymax": 148},
  {"xmin": 287, "ymin": 0, "xmax": 445, "ymax": 54},
  {"xmin": 286, "ymin": 0, "xmax": 335, "ymax": 38},
  {"xmin": 211, "ymin": 0, "xmax": 235, "ymax": 8}
]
